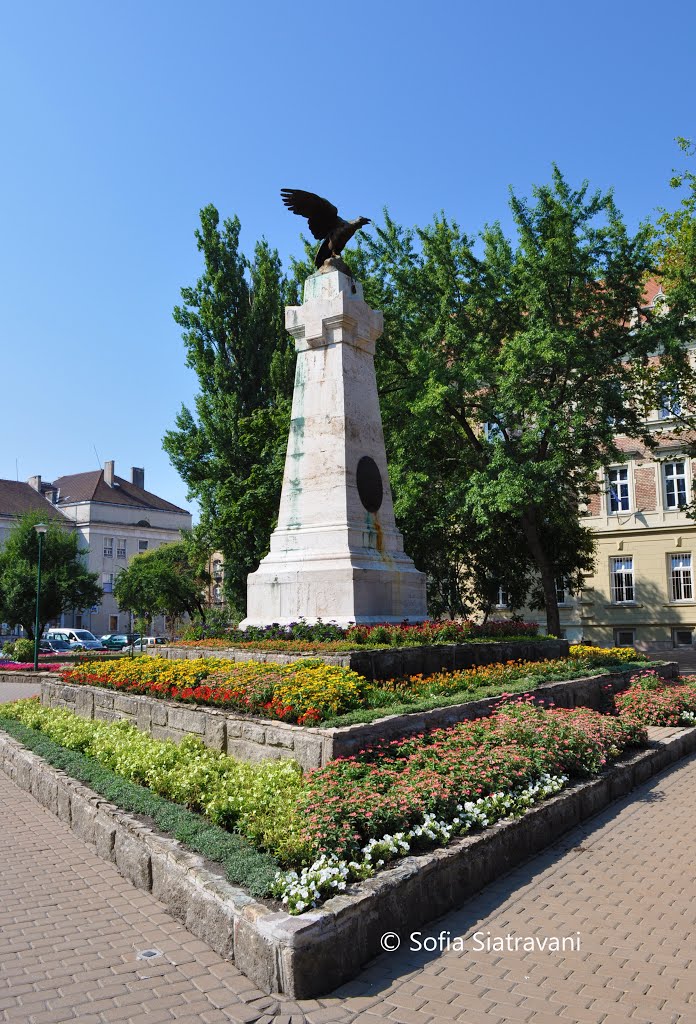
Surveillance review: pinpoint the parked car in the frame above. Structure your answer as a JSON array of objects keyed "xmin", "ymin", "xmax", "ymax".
[
  {"xmin": 39, "ymin": 638, "xmax": 73, "ymax": 654},
  {"xmin": 45, "ymin": 628, "xmax": 105, "ymax": 650},
  {"xmin": 100, "ymin": 633, "xmax": 140, "ymax": 650},
  {"xmin": 122, "ymin": 636, "xmax": 169, "ymax": 654}
]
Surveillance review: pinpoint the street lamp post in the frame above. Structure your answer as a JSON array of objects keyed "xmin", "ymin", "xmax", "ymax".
[{"xmin": 33, "ymin": 523, "xmax": 48, "ymax": 671}]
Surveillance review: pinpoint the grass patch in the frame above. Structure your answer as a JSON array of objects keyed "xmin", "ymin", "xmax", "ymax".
[{"xmin": 0, "ymin": 717, "xmax": 280, "ymax": 897}]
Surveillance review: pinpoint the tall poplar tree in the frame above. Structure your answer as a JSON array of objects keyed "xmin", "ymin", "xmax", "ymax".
[{"xmin": 163, "ymin": 206, "xmax": 297, "ymax": 613}]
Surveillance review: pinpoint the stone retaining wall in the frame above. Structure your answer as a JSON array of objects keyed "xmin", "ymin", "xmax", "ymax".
[
  {"xmin": 40, "ymin": 662, "xmax": 677, "ymax": 771},
  {"xmin": 1, "ymin": 723, "xmax": 694, "ymax": 997},
  {"xmin": 151, "ymin": 637, "xmax": 570, "ymax": 680}
]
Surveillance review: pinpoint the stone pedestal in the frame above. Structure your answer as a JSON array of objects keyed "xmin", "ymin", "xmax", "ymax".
[{"xmin": 240, "ymin": 268, "xmax": 427, "ymax": 627}]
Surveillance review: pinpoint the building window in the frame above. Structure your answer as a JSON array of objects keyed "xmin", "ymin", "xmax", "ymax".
[
  {"xmin": 103, "ymin": 536, "xmax": 114, "ymax": 558},
  {"xmin": 138, "ymin": 540, "xmax": 149, "ymax": 552},
  {"xmin": 117, "ymin": 539, "xmax": 127, "ymax": 558},
  {"xmin": 213, "ymin": 559, "xmax": 223, "ymax": 580},
  {"xmin": 658, "ymin": 385, "xmax": 681, "ymax": 420},
  {"xmin": 664, "ymin": 461, "xmax": 687, "ymax": 509},
  {"xmin": 614, "ymin": 628, "xmax": 635, "ymax": 647},
  {"xmin": 610, "ymin": 556, "xmax": 634, "ymax": 603},
  {"xmin": 672, "ymin": 627, "xmax": 693, "ymax": 647},
  {"xmin": 109, "ymin": 615, "xmax": 118, "ymax": 631},
  {"xmin": 495, "ymin": 585, "xmax": 509, "ymax": 608},
  {"xmin": 607, "ymin": 468, "xmax": 630, "ymax": 513},
  {"xmin": 213, "ymin": 585, "xmax": 222, "ymax": 603},
  {"xmin": 556, "ymin": 577, "xmax": 569, "ymax": 605},
  {"xmin": 102, "ymin": 572, "xmax": 114, "ymax": 594},
  {"xmin": 483, "ymin": 421, "xmax": 504, "ymax": 441},
  {"xmin": 670, "ymin": 554, "xmax": 693, "ymax": 602}
]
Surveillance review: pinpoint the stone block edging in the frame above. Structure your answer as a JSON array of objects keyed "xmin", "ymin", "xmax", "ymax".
[
  {"xmin": 151, "ymin": 637, "xmax": 570, "ymax": 680},
  {"xmin": 40, "ymin": 662, "xmax": 678, "ymax": 771},
  {"xmin": 1, "ymin": 723, "xmax": 694, "ymax": 997}
]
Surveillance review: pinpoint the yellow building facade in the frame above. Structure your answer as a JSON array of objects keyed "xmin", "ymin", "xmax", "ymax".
[{"xmin": 557, "ymin": 432, "xmax": 696, "ymax": 652}]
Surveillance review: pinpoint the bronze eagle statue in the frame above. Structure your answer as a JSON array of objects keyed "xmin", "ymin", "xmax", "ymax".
[{"xmin": 280, "ymin": 189, "xmax": 371, "ymax": 268}]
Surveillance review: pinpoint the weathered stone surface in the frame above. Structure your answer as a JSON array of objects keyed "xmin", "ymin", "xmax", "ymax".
[
  {"xmin": 56, "ymin": 783, "xmax": 72, "ymax": 825},
  {"xmin": 168, "ymin": 707, "xmax": 206, "ymax": 735},
  {"xmin": 113, "ymin": 695, "xmax": 139, "ymax": 716},
  {"xmin": 74, "ymin": 687, "xmax": 95, "ymax": 718},
  {"xmin": 292, "ymin": 738, "xmax": 323, "ymax": 770},
  {"xmin": 151, "ymin": 853, "xmax": 198, "ymax": 923},
  {"xmin": 241, "ymin": 723, "xmax": 267, "ymax": 745},
  {"xmin": 114, "ymin": 830, "xmax": 152, "ymax": 891},
  {"xmin": 136, "ymin": 704, "xmax": 152, "ymax": 733},
  {"xmin": 70, "ymin": 793, "xmax": 97, "ymax": 845},
  {"xmin": 151, "ymin": 702, "xmax": 168, "ymax": 727},
  {"xmin": 204, "ymin": 713, "xmax": 226, "ymax": 749},
  {"xmin": 186, "ymin": 886, "xmax": 235, "ymax": 959},
  {"xmin": 94, "ymin": 810, "xmax": 116, "ymax": 861},
  {"xmin": 30, "ymin": 766, "xmax": 58, "ymax": 814}
]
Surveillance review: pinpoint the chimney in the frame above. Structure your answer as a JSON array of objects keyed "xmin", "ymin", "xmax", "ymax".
[
  {"xmin": 45, "ymin": 488, "xmax": 58, "ymax": 504},
  {"xmin": 27, "ymin": 475, "xmax": 41, "ymax": 492},
  {"xmin": 131, "ymin": 467, "xmax": 145, "ymax": 489},
  {"xmin": 104, "ymin": 460, "xmax": 115, "ymax": 487}
]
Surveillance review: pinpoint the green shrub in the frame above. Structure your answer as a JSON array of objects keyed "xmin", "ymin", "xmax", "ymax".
[
  {"xmin": 0, "ymin": 699, "xmax": 302, "ymax": 856},
  {"xmin": 13, "ymin": 638, "xmax": 35, "ymax": 661}
]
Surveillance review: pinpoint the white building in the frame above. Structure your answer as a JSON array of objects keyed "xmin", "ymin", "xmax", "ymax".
[{"xmin": 0, "ymin": 461, "xmax": 192, "ymax": 638}]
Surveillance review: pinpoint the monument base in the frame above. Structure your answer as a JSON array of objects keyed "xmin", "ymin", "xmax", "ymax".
[{"xmin": 239, "ymin": 551, "xmax": 427, "ymax": 629}]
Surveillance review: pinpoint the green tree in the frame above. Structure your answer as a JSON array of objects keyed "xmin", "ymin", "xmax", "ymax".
[
  {"xmin": 163, "ymin": 206, "xmax": 298, "ymax": 612},
  {"xmin": 113, "ymin": 540, "xmax": 210, "ymax": 629},
  {"xmin": 350, "ymin": 168, "xmax": 696, "ymax": 633},
  {"xmin": 0, "ymin": 512, "xmax": 102, "ymax": 639},
  {"xmin": 654, "ymin": 138, "xmax": 696, "ymax": 310}
]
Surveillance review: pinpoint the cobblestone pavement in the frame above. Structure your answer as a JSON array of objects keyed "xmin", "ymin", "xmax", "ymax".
[{"xmin": 1, "ymin": 751, "xmax": 695, "ymax": 1024}]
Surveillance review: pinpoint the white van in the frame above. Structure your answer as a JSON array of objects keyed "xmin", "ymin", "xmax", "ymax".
[{"xmin": 45, "ymin": 628, "xmax": 103, "ymax": 650}]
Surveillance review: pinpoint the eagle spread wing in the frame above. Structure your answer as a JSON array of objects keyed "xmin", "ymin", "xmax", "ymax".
[{"xmin": 280, "ymin": 189, "xmax": 339, "ymax": 240}]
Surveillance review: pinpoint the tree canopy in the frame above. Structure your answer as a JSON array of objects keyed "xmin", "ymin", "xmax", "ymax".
[
  {"xmin": 113, "ymin": 539, "xmax": 210, "ymax": 629},
  {"xmin": 0, "ymin": 512, "xmax": 102, "ymax": 639},
  {"xmin": 350, "ymin": 167, "xmax": 696, "ymax": 632}
]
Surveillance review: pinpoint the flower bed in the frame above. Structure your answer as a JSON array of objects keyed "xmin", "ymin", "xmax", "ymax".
[
  {"xmin": 175, "ymin": 619, "xmax": 543, "ymax": 652},
  {"xmin": 0, "ymin": 661, "xmax": 63, "ymax": 672},
  {"xmin": 614, "ymin": 670, "xmax": 696, "ymax": 726},
  {"xmin": 0, "ymin": 692, "xmax": 653, "ymax": 915},
  {"xmin": 59, "ymin": 645, "xmax": 649, "ymax": 726}
]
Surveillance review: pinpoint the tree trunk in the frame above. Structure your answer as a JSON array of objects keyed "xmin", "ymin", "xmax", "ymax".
[{"xmin": 520, "ymin": 507, "xmax": 561, "ymax": 637}]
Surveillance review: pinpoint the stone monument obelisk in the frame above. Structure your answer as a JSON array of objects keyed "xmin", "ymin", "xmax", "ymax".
[{"xmin": 240, "ymin": 265, "xmax": 427, "ymax": 627}]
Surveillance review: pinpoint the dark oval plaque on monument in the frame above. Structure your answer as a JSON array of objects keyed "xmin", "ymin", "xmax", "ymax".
[{"xmin": 356, "ymin": 456, "xmax": 383, "ymax": 513}]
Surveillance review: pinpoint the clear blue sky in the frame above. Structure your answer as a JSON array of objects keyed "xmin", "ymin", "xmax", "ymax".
[{"xmin": 1, "ymin": 0, "xmax": 694, "ymax": 517}]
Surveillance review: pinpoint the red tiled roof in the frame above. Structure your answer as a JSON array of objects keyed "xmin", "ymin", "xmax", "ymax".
[
  {"xmin": 0, "ymin": 480, "xmax": 66, "ymax": 520},
  {"xmin": 52, "ymin": 470, "xmax": 188, "ymax": 514},
  {"xmin": 642, "ymin": 277, "xmax": 664, "ymax": 306}
]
